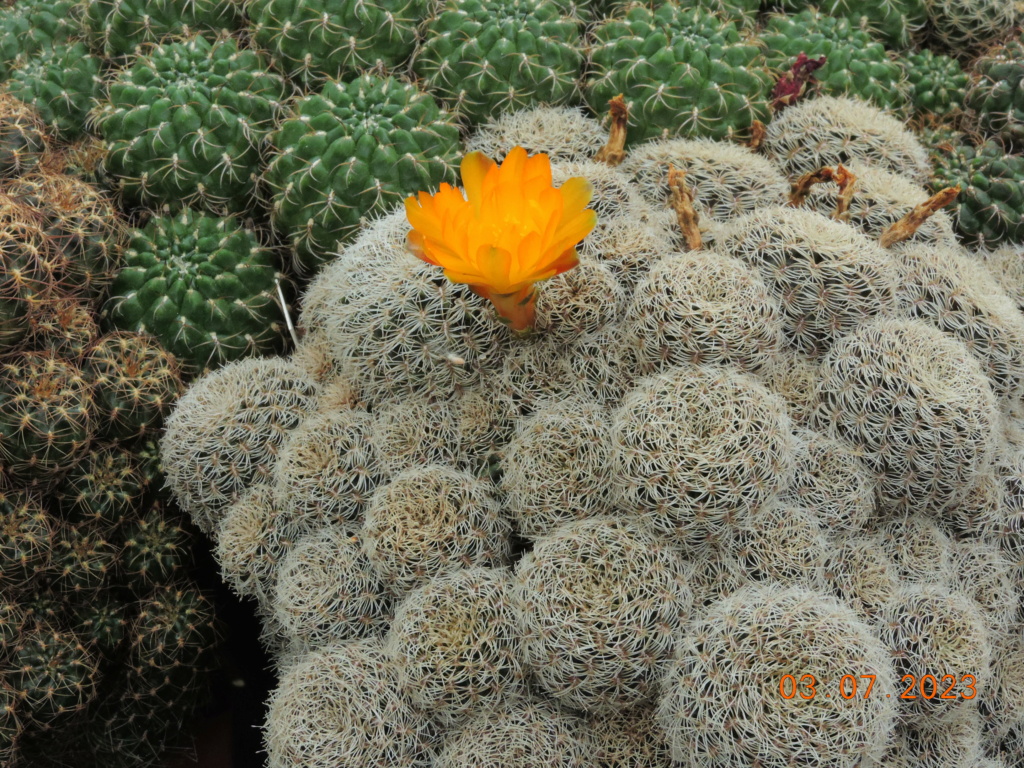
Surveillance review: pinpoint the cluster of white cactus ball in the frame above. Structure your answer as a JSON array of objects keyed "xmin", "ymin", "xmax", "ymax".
[{"xmin": 161, "ymin": 96, "xmax": 1024, "ymax": 768}]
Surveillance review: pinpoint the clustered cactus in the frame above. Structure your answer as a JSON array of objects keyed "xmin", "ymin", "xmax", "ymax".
[
  {"xmin": 0, "ymin": 102, "xmax": 219, "ymax": 768},
  {"xmin": 0, "ymin": 0, "xmax": 1022, "ymax": 763},
  {"xmin": 159, "ymin": 92, "xmax": 1024, "ymax": 768}
]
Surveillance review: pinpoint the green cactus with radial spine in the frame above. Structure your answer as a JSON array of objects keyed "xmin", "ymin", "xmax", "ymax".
[
  {"xmin": 5, "ymin": 42, "xmax": 104, "ymax": 142},
  {"xmin": 931, "ymin": 139, "xmax": 1024, "ymax": 248},
  {"xmin": 0, "ymin": 352, "xmax": 94, "ymax": 482},
  {"xmin": 0, "ymin": 93, "xmax": 49, "ymax": 180},
  {"xmin": 82, "ymin": 332, "xmax": 183, "ymax": 443},
  {"xmin": 246, "ymin": 0, "xmax": 429, "ymax": 86},
  {"xmin": 262, "ymin": 73, "xmax": 462, "ymax": 275},
  {"xmin": 55, "ymin": 445, "xmax": 145, "ymax": 534},
  {"xmin": 966, "ymin": 34, "xmax": 1024, "ymax": 151},
  {"xmin": 120, "ymin": 504, "xmax": 189, "ymax": 588},
  {"xmin": 761, "ymin": 9, "xmax": 911, "ymax": 114},
  {"xmin": 82, "ymin": 0, "xmax": 243, "ymax": 58},
  {"xmin": 585, "ymin": 1, "xmax": 771, "ymax": 143},
  {"xmin": 413, "ymin": 0, "xmax": 585, "ymax": 126},
  {"xmin": 773, "ymin": 0, "xmax": 926, "ymax": 49},
  {"xmin": 90, "ymin": 33, "xmax": 289, "ymax": 216},
  {"xmin": 0, "ymin": 490, "xmax": 53, "ymax": 591},
  {"xmin": 8, "ymin": 625, "xmax": 98, "ymax": 726},
  {"xmin": 105, "ymin": 209, "xmax": 289, "ymax": 375},
  {"xmin": 4, "ymin": 170, "xmax": 128, "ymax": 301},
  {"xmin": 0, "ymin": 0, "xmax": 78, "ymax": 80},
  {"xmin": 72, "ymin": 593, "xmax": 129, "ymax": 657}
]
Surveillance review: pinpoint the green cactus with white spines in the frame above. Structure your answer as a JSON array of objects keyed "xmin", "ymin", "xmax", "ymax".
[
  {"xmin": 761, "ymin": 9, "xmax": 911, "ymax": 114},
  {"xmin": 413, "ymin": 0, "xmax": 585, "ymax": 126},
  {"xmin": 246, "ymin": 0, "xmax": 429, "ymax": 87},
  {"xmin": 90, "ymin": 33, "xmax": 289, "ymax": 216},
  {"xmin": 4, "ymin": 42, "xmax": 104, "ymax": 143},
  {"xmin": 772, "ymin": 0, "xmax": 926, "ymax": 48},
  {"xmin": 585, "ymin": 1, "xmax": 771, "ymax": 143},
  {"xmin": 262, "ymin": 73, "xmax": 461, "ymax": 275},
  {"xmin": 0, "ymin": 0, "xmax": 78, "ymax": 81},
  {"xmin": 105, "ymin": 208, "xmax": 288, "ymax": 375},
  {"xmin": 81, "ymin": 0, "xmax": 243, "ymax": 59},
  {"xmin": 966, "ymin": 34, "xmax": 1024, "ymax": 151}
]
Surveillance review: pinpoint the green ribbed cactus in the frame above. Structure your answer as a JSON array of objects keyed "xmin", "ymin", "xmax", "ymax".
[
  {"xmin": 773, "ymin": 0, "xmax": 926, "ymax": 48},
  {"xmin": 105, "ymin": 209, "xmax": 289, "ymax": 375},
  {"xmin": 246, "ymin": 0, "xmax": 429, "ymax": 86},
  {"xmin": 585, "ymin": 1, "xmax": 771, "ymax": 142},
  {"xmin": 413, "ymin": 0, "xmax": 585, "ymax": 126},
  {"xmin": 931, "ymin": 139, "xmax": 1024, "ymax": 247},
  {"xmin": 4, "ymin": 42, "xmax": 104, "ymax": 142},
  {"xmin": 761, "ymin": 9, "xmax": 910, "ymax": 114},
  {"xmin": 966, "ymin": 34, "xmax": 1024, "ymax": 151},
  {"xmin": 0, "ymin": 0, "xmax": 77, "ymax": 80},
  {"xmin": 0, "ymin": 352, "xmax": 94, "ymax": 482},
  {"xmin": 262, "ymin": 74, "xmax": 461, "ymax": 274},
  {"xmin": 905, "ymin": 49, "xmax": 968, "ymax": 121},
  {"xmin": 90, "ymin": 33, "xmax": 289, "ymax": 215},
  {"xmin": 81, "ymin": 0, "xmax": 243, "ymax": 58}
]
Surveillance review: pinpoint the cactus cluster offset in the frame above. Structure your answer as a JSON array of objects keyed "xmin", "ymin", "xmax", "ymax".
[{"xmin": 156, "ymin": 94, "xmax": 1024, "ymax": 768}]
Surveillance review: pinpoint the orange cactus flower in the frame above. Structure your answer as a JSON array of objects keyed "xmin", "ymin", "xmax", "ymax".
[{"xmin": 404, "ymin": 146, "xmax": 597, "ymax": 333}]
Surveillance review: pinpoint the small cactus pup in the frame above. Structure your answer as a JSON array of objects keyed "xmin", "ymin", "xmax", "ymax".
[
  {"xmin": 585, "ymin": 2, "xmax": 771, "ymax": 143},
  {"xmin": 4, "ymin": 42, "xmax": 104, "ymax": 143},
  {"xmin": 246, "ymin": 0, "xmax": 429, "ymax": 87},
  {"xmin": 404, "ymin": 145, "xmax": 597, "ymax": 333},
  {"xmin": 263, "ymin": 639, "xmax": 434, "ymax": 768},
  {"xmin": 465, "ymin": 105, "xmax": 607, "ymax": 165},
  {"xmin": 611, "ymin": 364, "xmax": 795, "ymax": 554},
  {"xmin": 412, "ymin": 0, "xmax": 584, "ymax": 127},
  {"xmin": 811, "ymin": 316, "xmax": 1000, "ymax": 516},
  {"xmin": 512, "ymin": 516, "xmax": 693, "ymax": 713},
  {"xmin": 81, "ymin": 0, "xmax": 243, "ymax": 58},
  {"xmin": 89, "ymin": 33, "xmax": 289, "ymax": 216},
  {"xmin": 262, "ymin": 73, "xmax": 461, "ymax": 275},
  {"xmin": 104, "ymin": 208, "xmax": 289, "ymax": 376}
]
